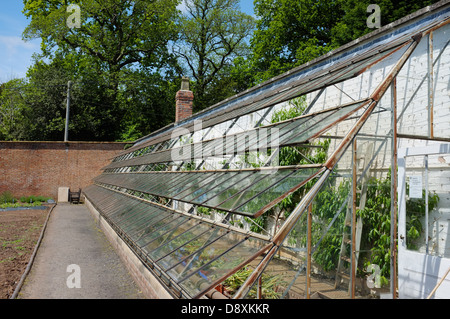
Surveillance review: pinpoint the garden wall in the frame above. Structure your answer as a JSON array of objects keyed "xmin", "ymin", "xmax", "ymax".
[{"xmin": 0, "ymin": 141, "xmax": 128, "ymax": 200}]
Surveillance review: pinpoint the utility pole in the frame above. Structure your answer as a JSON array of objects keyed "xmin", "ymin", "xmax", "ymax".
[{"xmin": 64, "ymin": 80, "xmax": 72, "ymax": 142}]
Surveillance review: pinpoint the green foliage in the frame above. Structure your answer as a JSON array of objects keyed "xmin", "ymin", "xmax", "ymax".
[
  {"xmin": 0, "ymin": 79, "xmax": 31, "ymax": 141},
  {"xmin": 196, "ymin": 206, "xmax": 212, "ymax": 216},
  {"xmin": 224, "ymin": 266, "xmax": 287, "ymax": 299},
  {"xmin": 269, "ymin": 98, "xmax": 331, "ymax": 220},
  {"xmin": 330, "ymin": 0, "xmax": 441, "ymax": 46},
  {"xmin": 357, "ymin": 171, "xmax": 437, "ymax": 282},
  {"xmin": 405, "ymin": 186, "xmax": 439, "ymax": 250},
  {"xmin": 307, "ymin": 170, "xmax": 440, "ymax": 285},
  {"xmin": 19, "ymin": 195, "xmax": 51, "ymax": 203},
  {"xmin": 357, "ymin": 172, "xmax": 393, "ymax": 281},
  {"xmin": 230, "ymin": 0, "xmax": 441, "ymax": 90},
  {"xmin": 0, "ymin": 191, "xmax": 52, "ymax": 208},
  {"xmin": 23, "ymin": 0, "xmax": 179, "ymax": 70},
  {"xmin": 249, "ymin": 0, "xmax": 341, "ymax": 82},
  {"xmin": 0, "ymin": 191, "xmax": 17, "ymax": 204},
  {"xmin": 174, "ymin": 0, "xmax": 256, "ymax": 111},
  {"xmin": 310, "ymin": 179, "xmax": 351, "ymax": 272},
  {"xmin": 19, "ymin": 0, "xmax": 180, "ymax": 141}
]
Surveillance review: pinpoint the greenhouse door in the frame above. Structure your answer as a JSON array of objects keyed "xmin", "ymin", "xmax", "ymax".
[{"xmin": 398, "ymin": 143, "xmax": 450, "ymax": 299}]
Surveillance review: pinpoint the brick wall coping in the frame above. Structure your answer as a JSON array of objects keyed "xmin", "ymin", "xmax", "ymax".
[
  {"xmin": 0, "ymin": 140, "xmax": 128, "ymax": 145},
  {"xmin": 0, "ymin": 141, "xmax": 128, "ymax": 150}
]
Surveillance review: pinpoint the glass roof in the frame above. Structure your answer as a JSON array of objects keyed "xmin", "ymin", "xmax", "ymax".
[
  {"xmin": 105, "ymin": 99, "xmax": 368, "ymax": 170},
  {"xmin": 83, "ymin": 184, "xmax": 271, "ymax": 298},
  {"xmin": 117, "ymin": 42, "xmax": 407, "ymax": 156},
  {"xmin": 94, "ymin": 165, "xmax": 323, "ymax": 217}
]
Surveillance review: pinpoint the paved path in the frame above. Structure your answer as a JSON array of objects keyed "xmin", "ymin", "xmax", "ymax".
[{"xmin": 17, "ymin": 203, "xmax": 144, "ymax": 299}]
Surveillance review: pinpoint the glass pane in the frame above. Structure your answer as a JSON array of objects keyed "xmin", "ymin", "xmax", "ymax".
[
  {"xmin": 148, "ymin": 220, "xmax": 212, "ymax": 261},
  {"xmin": 278, "ymin": 110, "xmax": 340, "ymax": 145},
  {"xmin": 192, "ymin": 171, "xmax": 255, "ymax": 205},
  {"xmin": 123, "ymin": 206, "xmax": 170, "ymax": 235},
  {"xmin": 177, "ymin": 237, "xmax": 268, "ymax": 297},
  {"xmin": 284, "ymin": 101, "xmax": 365, "ymax": 145},
  {"xmin": 131, "ymin": 211, "xmax": 173, "ymax": 241},
  {"xmin": 140, "ymin": 215, "xmax": 193, "ymax": 253},
  {"xmin": 166, "ymin": 230, "xmax": 242, "ymax": 282},
  {"xmin": 157, "ymin": 227, "xmax": 229, "ymax": 273},
  {"xmin": 137, "ymin": 215, "xmax": 188, "ymax": 247},
  {"xmin": 179, "ymin": 172, "xmax": 239, "ymax": 202},
  {"xmin": 109, "ymin": 200, "xmax": 146, "ymax": 222},
  {"xmin": 171, "ymin": 173, "xmax": 215, "ymax": 199},
  {"xmin": 144, "ymin": 173, "xmax": 193, "ymax": 194},
  {"xmin": 117, "ymin": 203, "xmax": 158, "ymax": 228},
  {"xmin": 174, "ymin": 173, "xmax": 221, "ymax": 199},
  {"xmin": 235, "ymin": 168, "xmax": 321, "ymax": 216},
  {"xmin": 214, "ymin": 170, "xmax": 294, "ymax": 211},
  {"xmin": 165, "ymin": 173, "xmax": 204, "ymax": 192},
  {"xmin": 200, "ymin": 171, "xmax": 265, "ymax": 208}
]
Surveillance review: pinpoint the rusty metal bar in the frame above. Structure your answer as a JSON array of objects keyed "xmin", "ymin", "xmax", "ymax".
[
  {"xmin": 351, "ymin": 139, "xmax": 357, "ymax": 299},
  {"xmin": 306, "ymin": 204, "xmax": 312, "ymax": 299},
  {"xmin": 422, "ymin": 16, "xmax": 450, "ymax": 36},
  {"xmin": 391, "ymin": 77, "xmax": 398, "ymax": 299},
  {"xmin": 193, "ymin": 243, "xmax": 273, "ymax": 299},
  {"xmin": 324, "ymin": 36, "xmax": 421, "ymax": 171},
  {"xmin": 257, "ymin": 276, "xmax": 262, "ymax": 299},
  {"xmin": 232, "ymin": 170, "xmax": 331, "ymax": 299},
  {"xmin": 397, "ymin": 134, "xmax": 450, "ymax": 142},
  {"xmin": 232, "ymin": 243, "xmax": 278, "ymax": 299},
  {"xmin": 428, "ymin": 31, "xmax": 434, "ymax": 138}
]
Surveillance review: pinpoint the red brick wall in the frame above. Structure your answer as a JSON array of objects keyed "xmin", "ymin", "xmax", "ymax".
[{"xmin": 0, "ymin": 141, "xmax": 127, "ymax": 200}]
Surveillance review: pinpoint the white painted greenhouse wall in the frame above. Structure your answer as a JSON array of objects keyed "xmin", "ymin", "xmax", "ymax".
[
  {"xmin": 398, "ymin": 144, "xmax": 450, "ymax": 299},
  {"xmin": 397, "ymin": 250, "xmax": 450, "ymax": 298}
]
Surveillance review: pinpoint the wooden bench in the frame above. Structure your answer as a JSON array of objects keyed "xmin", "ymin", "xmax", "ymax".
[{"xmin": 69, "ymin": 188, "xmax": 81, "ymax": 204}]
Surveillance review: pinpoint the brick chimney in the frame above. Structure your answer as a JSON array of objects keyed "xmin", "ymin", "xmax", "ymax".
[{"xmin": 175, "ymin": 76, "xmax": 193, "ymax": 123}]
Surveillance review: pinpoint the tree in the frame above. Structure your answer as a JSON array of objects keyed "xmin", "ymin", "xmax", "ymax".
[
  {"xmin": 23, "ymin": 0, "xmax": 179, "ymax": 77},
  {"xmin": 22, "ymin": 0, "xmax": 180, "ymax": 140},
  {"xmin": 233, "ymin": 0, "xmax": 441, "ymax": 90},
  {"xmin": 118, "ymin": 68, "xmax": 179, "ymax": 142},
  {"xmin": 248, "ymin": 0, "xmax": 342, "ymax": 83},
  {"xmin": 173, "ymin": 0, "xmax": 255, "ymax": 111},
  {"xmin": 330, "ymin": 0, "xmax": 441, "ymax": 46},
  {"xmin": 20, "ymin": 53, "xmax": 112, "ymax": 141},
  {"xmin": 0, "ymin": 79, "xmax": 30, "ymax": 140}
]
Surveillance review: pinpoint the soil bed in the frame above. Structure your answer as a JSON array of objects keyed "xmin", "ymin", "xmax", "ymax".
[{"xmin": 0, "ymin": 207, "xmax": 50, "ymax": 299}]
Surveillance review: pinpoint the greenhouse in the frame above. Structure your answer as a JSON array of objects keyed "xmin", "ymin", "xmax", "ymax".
[{"xmin": 83, "ymin": 1, "xmax": 450, "ymax": 299}]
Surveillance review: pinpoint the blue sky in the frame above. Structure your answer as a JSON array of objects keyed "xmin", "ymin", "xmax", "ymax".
[
  {"xmin": 0, "ymin": 0, "xmax": 255, "ymax": 84},
  {"xmin": 0, "ymin": 1, "xmax": 40, "ymax": 83}
]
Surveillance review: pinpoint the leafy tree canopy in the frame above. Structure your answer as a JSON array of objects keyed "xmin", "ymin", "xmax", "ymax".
[{"xmin": 174, "ymin": 0, "xmax": 256, "ymax": 111}]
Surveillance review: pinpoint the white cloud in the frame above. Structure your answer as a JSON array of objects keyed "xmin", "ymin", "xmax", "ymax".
[
  {"xmin": 0, "ymin": 35, "xmax": 37, "ymax": 52},
  {"xmin": 0, "ymin": 35, "xmax": 39, "ymax": 82}
]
